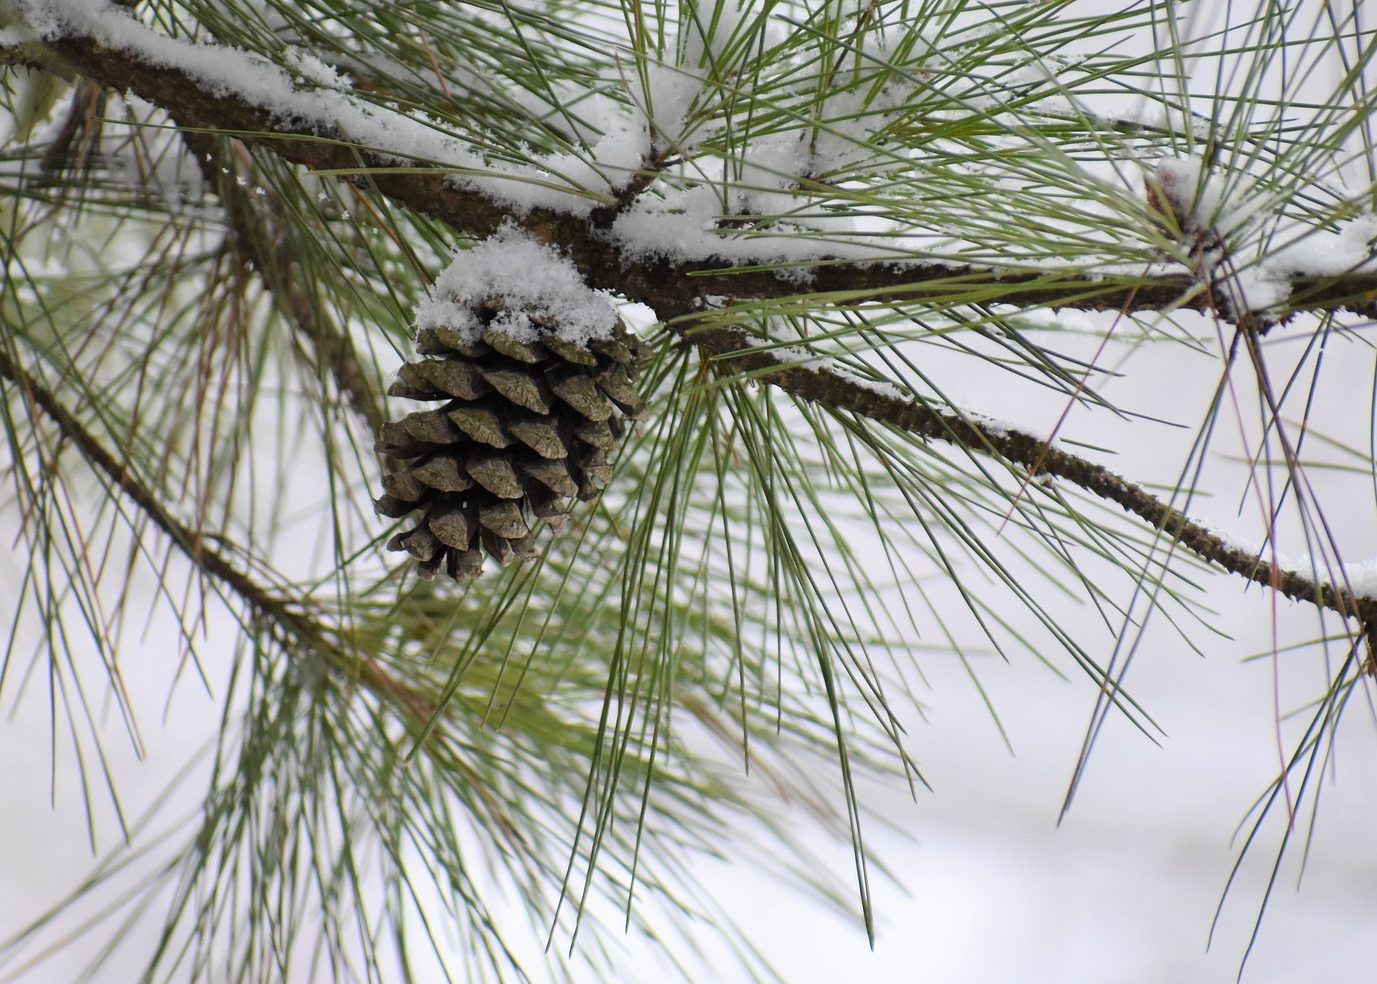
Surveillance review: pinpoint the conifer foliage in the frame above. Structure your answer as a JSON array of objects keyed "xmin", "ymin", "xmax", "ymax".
[{"xmin": 2, "ymin": 0, "xmax": 1376, "ymax": 980}]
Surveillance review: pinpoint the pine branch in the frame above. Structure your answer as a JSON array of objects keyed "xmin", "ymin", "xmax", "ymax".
[
  {"xmin": 0, "ymin": 346, "xmax": 438, "ymax": 721},
  {"xmin": 686, "ymin": 322, "xmax": 1377, "ymax": 625},
  {"xmin": 21, "ymin": 8, "xmax": 1375, "ymax": 629},
  {"xmin": 5, "ymin": 4, "xmax": 1375, "ymax": 974},
  {"xmin": 13, "ymin": 9, "xmax": 1377, "ymax": 616},
  {"xmin": 24, "ymin": 23, "xmax": 1377, "ymax": 324}
]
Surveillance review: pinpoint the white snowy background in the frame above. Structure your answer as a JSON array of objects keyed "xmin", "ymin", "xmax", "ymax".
[{"xmin": 5, "ymin": 321, "xmax": 1375, "ymax": 983}]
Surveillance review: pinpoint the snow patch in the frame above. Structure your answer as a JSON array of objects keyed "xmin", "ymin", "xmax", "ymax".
[
  {"xmin": 415, "ymin": 225, "xmax": 618, "ymax": 347},
  {"xmin": 834, "ymin": 369, "xmax": 907, "ymax": 403},
  {"xmin": 967, "ymin": 412, "xmax": 1022, "ymax": 439},
  {"xmin": 1151, "ymin": 156, "xmax": 1270, "ymax": 243},
  {"xmin": 281, "ymin": 48, "xmax": 346, "ymax": 90},
  {"xmin": 1190, "ymin": 521, "xmax": 1377, "ymax": 600},
  {"xmin": 1275, "ymin": 553, "xmax": 1377, "ymax": 599},
  {"xmin": 638, "ymin": 3, "xmax": 754, "ymax": 154},
  {"xmin": 1268, "ymin": 212, "xmax": 1377, "ymax": 278},
  {"xmin": 1344, "ymin": 558, "xmax": 1377, "ymax": 597},
  {"xmin": 1211, "ymin": 264, "xmax": 1291, "ymax": 317},
  {"xmin": 611, "ymin": 182, "xmax": 916, "ymax": 270},
  {"xmin": 1148, "ymin": 156, "xmax": 1377, "ymax": 316},
  {"xmin": 643, "ymin": 58, "xmax": 703, "ymax": 154}
]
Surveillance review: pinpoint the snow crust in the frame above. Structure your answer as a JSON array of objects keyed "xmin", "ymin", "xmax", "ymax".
[{"xmin": 414, "ymin": 225, "xmax": 617, "ymax": 346}]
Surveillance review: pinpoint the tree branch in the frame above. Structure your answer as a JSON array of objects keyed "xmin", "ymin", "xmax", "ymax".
[
  {"xmin": 0, "ymin": 347, "xmax": 439, "ymax": 720},
  {"xmin": 21, "ymin": 12, "xmax": 1377, "ymax": 627},
  {"xmin": 689, "ymin": 322, "xmax": 1377, "ymax": 625},
  {"xmin": 30, "ymin": 28, "xmax": 1377, "ymax": 324}
]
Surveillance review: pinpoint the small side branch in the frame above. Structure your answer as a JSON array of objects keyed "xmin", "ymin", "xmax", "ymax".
[
  {"xmin": 689, "ymin": 323, "xmax": 1377, "ymax": 624},
  {"xmin": 0, "ymin": 347, "xmax": 437, "ymax": 719}
]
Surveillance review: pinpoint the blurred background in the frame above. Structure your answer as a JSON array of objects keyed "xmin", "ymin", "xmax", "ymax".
[{"xmin": 4, "ymin": 317, "xmax": 1375, "ymax": 983}]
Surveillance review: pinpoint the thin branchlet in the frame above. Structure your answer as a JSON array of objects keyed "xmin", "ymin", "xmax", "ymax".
[
  {"xmin": 682, "ymin": 321, "xmax": 1377, "ymax": 623},
  {"xmin": 0, "ymin": 347, "xmax": 440, "ymax": 721}
]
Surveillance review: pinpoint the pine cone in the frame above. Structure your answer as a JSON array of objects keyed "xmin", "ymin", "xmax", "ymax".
[{"xmin": 376, "ymin": 300, "xmax": 644, "ymax": 581}]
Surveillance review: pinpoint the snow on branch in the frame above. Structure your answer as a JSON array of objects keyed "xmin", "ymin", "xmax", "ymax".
[
  {"xmin": 2, "ymin": 0, "xmax": 625, "ymax": 214},
  {"xmin": 10, "ymin": 0, "xmax": 1377, "ymax": 325},
  {"xmin": 16, "ymin": 0, "xmax": 1377, "ymax": 327},
  {"xmin": 1147, "ymin": 156, "xmax": 1377, "ymax": 318}
]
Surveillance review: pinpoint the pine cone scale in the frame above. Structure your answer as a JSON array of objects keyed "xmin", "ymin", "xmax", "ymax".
[
  {"xmin": 402, "ymin": 408, "xmax": 463, "ymax": 444},
  {"xmin": 547, "ymin": 371, "xmax": 615, "ymax": 421},
  {"xmin": 480, "ymin": 367, "xmax": 553, "ymax": 414},
  {"xmin": 428, "ymin": 500, "xmax": 473, "ymax": 550},
  {"xmin": 479, "ymin": 501, "xmax": 528, "ymax": 538},
  {"xmin": 411, "ymin": 454, "xmax": 472, "ymax": 492},
  {"xmin": 449, "ymin": 406, "xmax": 512, "ymax": 447},
  {"xmin": 509, "ymin": 418, "xmax": 566, "ymax": 458},
  {"xmin": 466, "ymin": 454, "xmax": 525, "ymax": 498}
]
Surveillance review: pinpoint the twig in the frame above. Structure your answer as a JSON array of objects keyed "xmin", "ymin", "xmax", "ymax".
[
  {"xmin": 0, "ymin": 347, "xmax": 439, "ymax": 719},
  {"xmin": 688, "ymin": 322, "xmax": 1377, "ymax": 624}
]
